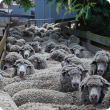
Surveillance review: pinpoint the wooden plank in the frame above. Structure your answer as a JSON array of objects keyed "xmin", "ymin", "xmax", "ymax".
[
  {"xmin": 0, "ymin": 26, "xmax": 8, "ymax": 57},
  {"xmin": 55, "ymin": 17, "xmax": 75, "ymax": 23},
  {"xmin": 0, "ymin": 13, "xmax": 35, "ymax": 18},
  {"xmin": 0, "ymin": 45, "xmax": 6, "ymax": 69},
  {"xmin": 60, "ymin": 25, "xmax": 110, "ymax": 47},
  {"xmin": 9, "ymin": 21, "xmax": 28, "ymax": 28}
]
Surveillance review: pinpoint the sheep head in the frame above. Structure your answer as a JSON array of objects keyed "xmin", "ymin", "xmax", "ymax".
[
  {"xmin": 62, "ymin": 65, "xmax": 88, "ymax": 90},
  {"xmin": 90, "ymin": 51, "xmax": 110, "ymax": 76},
  {"xmin": 80, "ymin": 75, "xmax": 110, "ymax": 104}
]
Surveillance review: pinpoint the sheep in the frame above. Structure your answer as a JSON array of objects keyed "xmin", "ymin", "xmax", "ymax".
[
  {"xmin": 12, "ymin": 26, "xmax": 21, "ymax": 33},
  {"xmin": 0, "ymin": 90, "xmax": 18, "ymax": 110},
  {"xmin": 80, "ymin": 75, "xmax": 110, "ymax": 104},
  {"xmin": 11, "ymin": 34, "xmax": 22, "ymax": 39},
  {"xmin": 4, "ymin": 81, "xmax": 38, "ymax": 97},
  {"xmin": 12, "ymin": 88, "xmax": 73, "ymax": 106},
  {"xmin": 14, "ymin": 39, "xmax": 25, "ymax": 46},
  {"xmin": 101, "ymin": 90, "xmax": 110, "ymax": 109},
  {"xmin": 60, "ymin": 64, "xmax": 88, "ymax": 92},
  {"xmin": 34, "ymin": 31, "xmax": 42, "ymax": 37},
  {"xmin": 3, "ymin": 52, "xmax": 23, "ymax": 70},
  {"xmin": 11, "ymin": 30, "xmax": 22, "ymax": 37},
  {"xmin": 51, "ymin": 44, "xmax": 72, "ymax": 54},
  {"xmin": 61, "ymin": 54, "xmax": 92, "ymax": 70},
  {"xmin": 6, "ymin": 37, "xmax": 16, "ymax": 50},
  {"xmin": 39, "ymin": 28, "xmax": 46, "ymax": 33},
  {"xmin": 33, "ymin": 36, "xmax": 44, "ymax": 43},
  {"xmin": 0, "ymin": 75, "xmax": 4, "ymax": 90},
  {"xmin": 43, "ymin": 23, "xmax": 48, "ymax": 29},
  {"xmin": 67, "ymin": 35, "xmax": 80, "ymax": 48},
  {"xmin": 17, "ymin": 102, "xmax": 100, "ymax": 110},
  {"xmin": 28, "ymin": 55, "xmax": 47, "ymax": 69},
  {"xmin": 45, "ymin": 42, "xmax": 57, "ymax": 53},
  {"xmin": 89, "ymin": 50, "xmax": 110, "ymax": 82},
  {"xmin": 22, "ymin": 30, "xmax": 34, "ymax": 38},
  {"xmin": 47, "ymin": 26, "xmax": 54, "ymax": 31},
  {"xmin": 47, "ymin": 49, "xmax": 69, "ymax": 62},
  {"xmin": 70, "ymin": 45, "xmax": 94, "ymax": 58},
  {"xmin": 42, "ymin": 33, "xmax": 60, "ymax": 46},
  {"xmin": 54, "ymin": 23, "xmax": 60, "ymax": 28},
  {"xmin": 20, "ymin": 44, "xmax": 35, "ymax": 59},
  {"xmin": 26, "ymin": 27, "xmax": 35, "ymax": 34},
  {"xmin": 12, "ymin": 59, "xmax": 35, "ymax": 78},
  {"xmin": 28, "ymin": 41, "xmax": 41, "ymax": 52},
  {"xmin": 10, "ymin": 45, "xmax": 21, "ymax": 53}
]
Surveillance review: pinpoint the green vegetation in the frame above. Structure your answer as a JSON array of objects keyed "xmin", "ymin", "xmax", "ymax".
[
  {"xmin": 47, "ymin": 0, "xmax": 110, "ymax": 36},
  {"xmin": 3, "ymin": 0, "xmax": 35, "ymax": 12}
]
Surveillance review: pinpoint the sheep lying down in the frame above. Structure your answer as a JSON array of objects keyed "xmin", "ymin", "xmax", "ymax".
[
  {"xmin": 12, "ymin": 88, "xmax": 73, "ymax": 106},
  {"xmin": 89, "ymin": 50, "xmax": 110, "ymax": 82}
]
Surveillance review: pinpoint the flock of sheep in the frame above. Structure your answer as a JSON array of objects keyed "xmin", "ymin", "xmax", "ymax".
[{"xmin": 0, "ymin": 22, "xmax": 110, "ymax": 110}]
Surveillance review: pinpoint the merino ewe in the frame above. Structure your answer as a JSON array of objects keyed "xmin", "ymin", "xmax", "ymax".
[
  {"xmin": 70, "ymin": 45, "xmax": 94, "ymax": 58},
  {"xmin": 28, "ymin": 41, "xmax": 41, "ymax": 52},
  {"xmin": 4, "ymin": 81, "xmax": 38, "ymax": 97},
  {"xmin": 45, "ymin": 42, "xmax": 57, "ymax": 53},
  {"xmin": 28, "ymin": 55, "xmax": 47, "ymax": 69},
  {"xmin": 11, "ymin": 34, "xmax": 21, "ymax": 39},
  {"xmin": 17, "ymin": 102, "xmax": 100, "ymax": 110},
  {"xmin": 0, "ymin": 90, "xmax": 18, "ymax": 110},
  {"xmin": 33, "ymin": 36, "xmax": 44, "ymax": 43},
  {"xmin": 89, "ymin": 50, "xmax": 110, "ymax": 82},
  {"xmin": 12, "ymin": 59, "xmax": 35, "ymax": 78},
  {"xmin": 12, "ymin": 88, "xmax": 73, "ymax": 106},
  {"xmin": 60, "ymin": 64, "xmax": 88, "ymax": 92},
  {"xmin": 61, "ymin": 54, "xmax": 91, "ymax": 70},
  {"xmin": 22, "ymin": 30, "xmax": 34, "ymax": 38},
  {"xmin": 80, "ymin": 75, "xmax": 110, "ymax": 104},
  {"xmin": 51, "ymin": 44, "xmax": 71, "ymax": 54},
  {"xmin": 20, "ymin": 44, "xmax": 35, "ymax": 59},
  {"xmin": 34, "ymin": 31, "xmax": 42, "ymax": 37},
  {"xmin": 3, "ymin": 52, "xmax": 23, "ymax": 70},
  {"xmin": 6, "ymin": 37, "xmax": 16, "ymax": 50},
  {"xmin": 10, "ymin": 45, "xmax": 21, "ymax": 53},
  {"xmin": 47, "ymin": 49, "xmax": 69, "ymax": 62},
  {"xmin": 67, "ymin": 35, "xmax": 80, "ymax": 48},
  {"xmin": 14, "ymin": 39, "xmax": 25, "ymax": 46},
  {"xmin": 11, "ymin": 30, "xmax": 22, "ymax": 37},
  {"xmin": 43, "ymin": 23, "xmax": 48, "ymax": 29},
  {"xmin": 101, "ymin": 90, "xmax": 110, "ymax": 109}
]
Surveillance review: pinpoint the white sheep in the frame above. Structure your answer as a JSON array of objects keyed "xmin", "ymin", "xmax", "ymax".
[
  {"xmin": 12, "ymin": 59, "xmax": 35, "ymax": 78},
  {"xmin": 14, "ymin": 39, "xmax": 25, "ymax": 47},
  {"xmin": 12, "ymin": 88, "xmax": 73, "ymax": 106},
  {"xmin": 10, "ymin": 45, "xmax": 21, "ymax": 53},
  {"xmin": 28, "ymin": 55, "xmax": 47, "ymax": 69},
  {"xmin": 20, "ymin": 44, "xmax": 35, "ymax": 59},
  {"xmin": 3, "ymin": 52, "xmax": 23, "ymax": 70}
]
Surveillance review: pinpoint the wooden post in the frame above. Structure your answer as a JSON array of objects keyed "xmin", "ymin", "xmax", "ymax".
[
  {"xmin": 28, "ymin": 18, "xmax": 30, "ymax": 27},
  {"xmin": 68, "ymin": 21, "xmax": 71, "ymax": 28},
  {"xmin": 75, "ymin": 20, "xmax": 78, "ymax": 29}
]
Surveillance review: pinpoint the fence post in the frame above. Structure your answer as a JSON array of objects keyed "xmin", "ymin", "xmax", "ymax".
[
  {"xmin": 28, "ymin": 18, "xmax": 31, "ymax": 27},
  {"xmin": 68, "ymin": 21, "xmax": 71, "ymax": 28}
]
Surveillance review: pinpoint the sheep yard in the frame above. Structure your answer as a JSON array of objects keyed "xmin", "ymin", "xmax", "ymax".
[{"xmin": 0, "ymin": 20, "xmax": 110, "ymax": 110}]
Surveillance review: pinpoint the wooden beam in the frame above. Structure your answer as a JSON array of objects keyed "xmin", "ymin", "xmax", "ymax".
[
  {"xmin": 0, "ymin": 13, "xmax": 35, "ymax": 19},
  {"xmin": 55, "ymin": 18, "xmax": 76, "ymax": 23}
]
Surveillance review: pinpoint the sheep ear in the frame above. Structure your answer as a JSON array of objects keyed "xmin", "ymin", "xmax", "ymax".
[
  {"xmin": 62, "ymin": 71, "xmax": 66, "ymax": 75},
  {"xmin": 90, "ymin": 60, "xmax": 96, "ymax": 64},
  {"xmin": 80, "ymin": 49, "xmax": 84, "ymax": 51},
  {"xmin": 12, "ymin": 64, "xmax": 16, "ymax": 67},
  {"xmin": 31, "ymin": 49, "xmax": 34, "ymax": 52},
  {"xmin": 83, "ymin": 70, "xmax": 88, "ymax": 73},
  {"xmin": 70, "ymin": 48, "xmax": 73, "ymax": 52}
]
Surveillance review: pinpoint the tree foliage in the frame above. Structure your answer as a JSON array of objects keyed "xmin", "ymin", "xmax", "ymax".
[
  {"xmin": 47, "ymin": 0, "xmax": 110, "ymax": 35},
  {"xmin": 3, "ymin": 0, "xmax": 35, "ymax": 12}
]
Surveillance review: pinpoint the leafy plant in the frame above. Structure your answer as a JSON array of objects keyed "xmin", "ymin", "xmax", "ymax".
[
  {"xmin": 47, "ymin": 0, "xmax": 110, "ymax": 36},
  {"xmin": 3, "ymin": 0, "xmax": 35, "ymax": 12}
]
